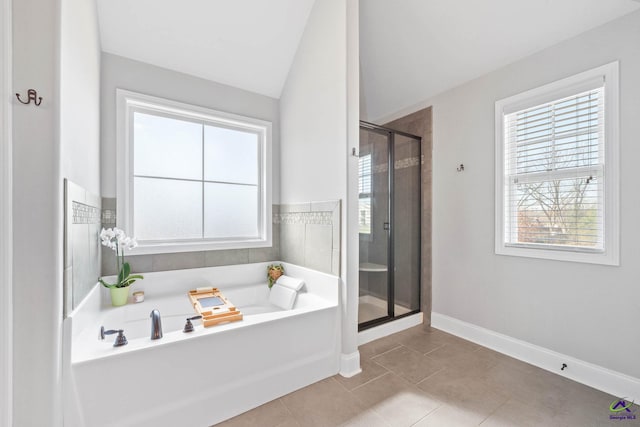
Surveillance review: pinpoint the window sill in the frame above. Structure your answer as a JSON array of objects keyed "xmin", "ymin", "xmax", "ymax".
[
  {"xmin": 495, "ymin": 244, "xmax": 619, "ymax": 266},
  {"xmin": 129, "ymin": 238, "xmax": 272, "ymax": 255}
]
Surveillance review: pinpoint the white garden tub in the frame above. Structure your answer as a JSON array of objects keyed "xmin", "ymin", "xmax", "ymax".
[{"xmin": 63, "ymin": 262, "xmax": 340, "ymax": 427}]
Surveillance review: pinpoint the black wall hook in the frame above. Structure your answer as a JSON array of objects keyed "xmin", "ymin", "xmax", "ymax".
[
  {"xmin": 457, "ymin": 164, "xmax": 465, "ymax": 172},
  {"xmin": 16, "ymin": 89, "xmax": 42, "ymax": 106}
]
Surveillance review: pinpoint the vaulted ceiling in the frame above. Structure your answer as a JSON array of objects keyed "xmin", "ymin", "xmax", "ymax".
[
  {"xmin": 360, "ymin": 0, "xmax": 640, "ymax": 121},
  {"xmin": 96, "ymin": 0, "xmax": 640, "ymax": 116},
  {"xmin": 96, "ymin": 0, "xmax": 316, "ymax": 99}
]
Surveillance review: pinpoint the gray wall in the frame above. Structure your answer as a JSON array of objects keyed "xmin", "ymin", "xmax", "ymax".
[
  {"xmin": 101, "ymin": 52, "xmax": 281, "ymax": 201},
  {"xmin": 100, "ymin": 53, "xmax": 282, "ymax": 274},
  {"xmin": 426, "ymin": 11, "xmax": 640, "ymax": 378}
]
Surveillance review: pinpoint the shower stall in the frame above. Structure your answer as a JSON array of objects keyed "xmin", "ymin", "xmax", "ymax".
[{"xmin": 358, "ymin": 121, "xmax": 422, "ymax": 330}]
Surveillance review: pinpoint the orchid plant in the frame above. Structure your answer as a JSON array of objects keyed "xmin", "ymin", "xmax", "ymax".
[{"xmin": 98, "ymin": 227, "xmax": 144, "ymax": 289}]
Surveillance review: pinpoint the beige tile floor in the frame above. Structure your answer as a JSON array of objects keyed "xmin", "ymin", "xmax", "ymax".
[{"xmin": 216, "ymin": 326, "xmax": 639, "ymax": 427}]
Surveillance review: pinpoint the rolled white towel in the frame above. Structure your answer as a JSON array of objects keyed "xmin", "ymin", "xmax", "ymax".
[
  {"xmin": 269, "ymin": 284, "xmax": 297, "ymax": 310},
  {"xmin": 275, "ymin": 275, "xmax": 305, "ymax": 291}
]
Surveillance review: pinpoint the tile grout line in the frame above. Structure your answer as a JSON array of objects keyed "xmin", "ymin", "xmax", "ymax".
[
  {"xmin": 364, "ymin": 406, "xmax": 393, "ymax": 427},
  {"xmin": 346, "ymin": 369, "xmax": 393, "ymax": 393},
  {"xmin": 477, "ymin": 396, "xmax": 512, "ymax": 426},
  {"xmin": 368, "ymin": 343, "xmax": 404, "ymax": 360},
  {"xmin": 422, "ymin": 343, "xmax": 447, "ymax": 358},
  {"xmin": 414, "ymin": 366, "xmax": 448, "ymax": 388},
  {"xmin": 408, "ymin": 404, "xmax": 443, "ymax": 427},
  {"xmin": 347, "ymin": 372, "xmax": 397, "ymax": 399}
]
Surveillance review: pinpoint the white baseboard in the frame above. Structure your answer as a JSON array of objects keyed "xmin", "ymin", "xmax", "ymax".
[
  {"xmin": 358, "ymin": 312, "xmax": 423, "ymax": 346},
  {"xmin": 339, "ymin": 351, "xmax": 362, "ymax": 378},
  {"xmin": 432, "ymin": 312, "xmax": 640, "ymax": 402}
]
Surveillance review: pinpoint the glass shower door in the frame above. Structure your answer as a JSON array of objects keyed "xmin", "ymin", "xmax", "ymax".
[
  {"xmin": 358, "ymin": 127, "xmax": 390, "ymax": 325},
  {"xmin": 358, "ymin": 122, "xmax": 422, "ymax": 330}
]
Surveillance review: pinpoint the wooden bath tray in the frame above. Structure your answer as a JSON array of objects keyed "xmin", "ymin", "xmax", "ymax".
[{"xmin": 188, "ymin": 287, "xmax": 243, "ymax": 327}]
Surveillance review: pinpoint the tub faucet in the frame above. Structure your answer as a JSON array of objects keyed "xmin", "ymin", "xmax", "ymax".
[{"xmin": 150, "ymin": 309, "xmax": 163, "ymax": 340}]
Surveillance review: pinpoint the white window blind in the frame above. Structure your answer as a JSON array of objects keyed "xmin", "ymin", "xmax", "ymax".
[
  {"xmin": 358, "ymin": 153, "xmax": 372, "ymax": 234},
  {"xmin": 504, "ymin": 86, "xmax": 605, "ymax": 251},
  {"xmin": 496, "ymin": 62, "xmax": 619, "ymax": 265}
]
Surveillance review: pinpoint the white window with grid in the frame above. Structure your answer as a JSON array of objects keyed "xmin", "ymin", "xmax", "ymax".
[
  {"xmin": 117, "ymin": 90, "xmax": 272, "ymax": 255},
  {"xmin": 495, "ymin": 62, "xmax": 619, "ymax": 265}
]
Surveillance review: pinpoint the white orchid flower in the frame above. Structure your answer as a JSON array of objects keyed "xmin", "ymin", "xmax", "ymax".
[
  {"xmin": 117, "ymin": 236, "xmax": 131, "ymax": 251},
  {"xmin": 99, "ymin": 227, "xmax": 138, "ymax": 253},
  {"xmin": 128, "ymin": 238, "xmax": 138, "ymax": 250},
  {"xmin": 100, "ymin": 228, "xmax": 115, "ymax": 249},
  {"xmin": 98, "ymin": 227, "xmax": 143, "ymax": 290}
]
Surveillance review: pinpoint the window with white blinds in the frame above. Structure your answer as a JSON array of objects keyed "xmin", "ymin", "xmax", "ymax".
[
  {"xmin": 495, "ymin": 62, "xmax": 619, "ymax": 265},
  {"xmin": 358, "ymin": 153, "xmax": 372, "ymax": 234}
]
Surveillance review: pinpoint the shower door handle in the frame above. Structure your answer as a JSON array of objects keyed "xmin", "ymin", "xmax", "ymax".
[{"xmin": 383, "ymin": 222, "xmax": 390, "ymax": 231}]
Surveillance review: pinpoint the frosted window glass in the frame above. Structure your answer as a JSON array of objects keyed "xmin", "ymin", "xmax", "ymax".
[
  {"xmin": 134, "ymin": 112, "xmax": 202, "ymax": 180},
  {"xmin": 204, "ymin": 126, "xmax": 258, "ymax": 184},
  {"xmin": 134, "ymin": 177, "xmax": 202, "ymax": 240},
  {"xmin": 204, "ymin": 183, "xmax": 258, "ymax": 238}
]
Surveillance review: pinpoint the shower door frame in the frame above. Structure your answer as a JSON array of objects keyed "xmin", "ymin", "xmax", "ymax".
[{"xmin": 358, "ymin": 121, "xmax": 422, "ymax": 331}]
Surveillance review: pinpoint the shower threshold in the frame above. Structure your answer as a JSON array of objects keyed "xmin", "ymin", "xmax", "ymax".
[{"xmin": 358, "ymin": 295, "xmax": 412, "ymax": 324}]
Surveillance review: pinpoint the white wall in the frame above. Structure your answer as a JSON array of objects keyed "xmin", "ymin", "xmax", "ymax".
[
  {"xmin": 59, "ymin": 0, "xmax": 101, "ymax": 195},
  {"xmin": 12, "ymin": 0, "xmax": 62, "ymax": 425},
  {"xmin": 100, "ymin": 53, "xmax": 281, "ymax": 203},
  {"xmin": 12, "ymin": 0, "xmax": 102, "ymax": 424},
  {"xmin": 345, "ymin": 0, "xmax": 361, "ymax": 376},
  {"xmin": 279, "ymin": 0, "xmax": 359, "ymax": 374},
  {"xmin": 419, "ymin": 11, "xmax": 640, "ymax": 379},
  {"xmin": 280, "ymin": 0, "xmax": 347, "ymax": 205},
  {"xmin": 1, "ymin": 0, "xmax": 12, "ymax": 424}
]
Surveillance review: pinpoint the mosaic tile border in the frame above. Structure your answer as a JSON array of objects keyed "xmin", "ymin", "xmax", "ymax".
[
  {"xmin": 72, "ymin": 201, "xmax": 102, "ymax": 225},
  {"xmin": 277, "ymin": 211, "xmax": 333, "ymax": 226},
  {"xmin": 372, "ymin": 155, "xmax": 423, "ymax": 174},
  {"xmin": 102, "ymin": 208, "xmax": 116, "ymax": 226}
]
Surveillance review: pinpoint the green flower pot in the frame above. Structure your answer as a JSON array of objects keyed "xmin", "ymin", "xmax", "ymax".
[{"xmin": 110, "ymin": 286, "xmax": 130, "ymax": 307}]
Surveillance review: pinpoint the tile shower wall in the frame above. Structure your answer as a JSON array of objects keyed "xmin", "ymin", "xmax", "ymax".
[
  {"xmin": 64, "ymin": 180, "xmax": 102, "ymax": 316},
  {"xmin": 279, "ymin": 201, "xmax": 341, "ymax": 276},
  {"xmin": 101, "ymin": 199, "xmax": 281, "ymax": 275}
]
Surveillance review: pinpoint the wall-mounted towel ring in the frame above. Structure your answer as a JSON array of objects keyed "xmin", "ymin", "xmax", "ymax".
[
  {"xmin": 457, "ymin": 164, "xmax": 465, "ymax": 172},
  {"xmin": 16, "ymin": 89, "xmax": 42, "ymax": 106}
]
